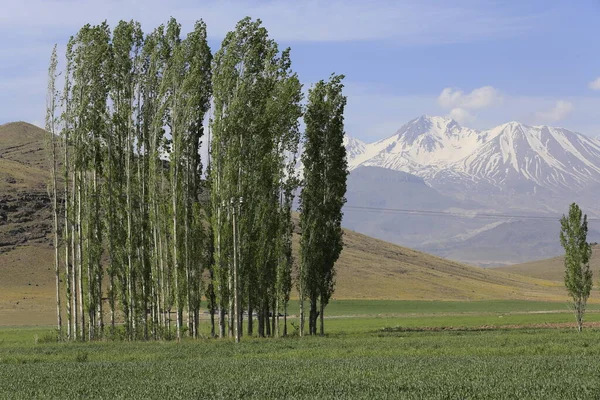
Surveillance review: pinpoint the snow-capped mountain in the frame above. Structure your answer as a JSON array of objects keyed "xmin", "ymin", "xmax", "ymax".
[
  {"xmin": 342, "ymin": 135, "xmax": 367, "ymax": 160},
  {"xmin": 453, "ymin": 122, "xmax": 600, "ymax": 192},
  {"xmin": 340, "ymin": 115, "xmax": 600, "ymax": 265},
  {"xmin": 346, "ymin": 116, "xmax": 600, "ymax": 207},
  {"xmin": 349, "ymin": 115, "xmax": 486, "ymax": 176}
]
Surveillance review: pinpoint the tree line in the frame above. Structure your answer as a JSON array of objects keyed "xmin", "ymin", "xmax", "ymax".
[{"xmin": 45, "ymin": 17, "xmax": 348, "ymax": 342}]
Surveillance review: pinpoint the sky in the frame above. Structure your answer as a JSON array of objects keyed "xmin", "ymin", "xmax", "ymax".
[{"xmin": 2, "ymin": 0, "xmax": 600, "ymax": 143}]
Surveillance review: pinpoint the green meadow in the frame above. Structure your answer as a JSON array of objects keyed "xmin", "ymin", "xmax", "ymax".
[{"xmin": 2, "ymin": 300, "xmax": 600, "ymax": 399}]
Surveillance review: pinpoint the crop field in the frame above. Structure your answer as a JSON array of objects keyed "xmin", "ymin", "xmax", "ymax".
[{"xmin": 2, "ymin": 300, "xmax": 600, "ymax": 399}]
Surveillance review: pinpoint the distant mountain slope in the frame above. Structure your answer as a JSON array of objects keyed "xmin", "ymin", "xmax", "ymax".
[
  {"xmin": 420, "ymin": 220, "xmax": 600, "ymax": 267},
  {"xmin": 494, "ymin": 244, "xmax": 600, "ymax": 282},
  {"xmin": 1, "ymin": 215, "xmax": 568, "ymax": 326},
  {"xmin": 448, "ymin": 122, "xmax": 600, "ymax": 206},
  {"xmin": 343, "ymin": 166, "xmax": 483, "ymax": 247}
]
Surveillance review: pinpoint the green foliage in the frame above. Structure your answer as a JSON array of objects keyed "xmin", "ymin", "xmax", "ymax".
[
  {"xmin": 52, "ymin": 15, "xmax": 337, "ymax": 343},
  {"xmin": 300, "ymin": 74, "xmax": 348, "ymax": 335},
  {"xmin": 560, "ymin": 203, "xmax": 593, "ymax": 331},
  {"xmin": 210, "ymin": 17, "xmax": 302, "ymax": 338}
]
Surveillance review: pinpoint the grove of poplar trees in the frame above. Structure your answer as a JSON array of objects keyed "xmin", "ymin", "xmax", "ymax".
[{"xmin": 45, "ymin": 16, "xmax": 347, "ymax": 342}]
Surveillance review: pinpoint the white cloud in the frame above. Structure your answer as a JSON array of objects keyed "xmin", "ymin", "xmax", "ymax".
[
  {"xmin": 342, "ymin": 83, "xmax": 600, "ymax": 142},
  {"xmin": 589, "ymin": 77, "xmax": 600, "ymax": 91},
  {"xmin": 438, "ymin": 86, "xmax": 502, "ymax": 124},
  {"xmin": 447, "ymin": 108, "xmax": 474, "ymax": 125},
  {"xmin": 438, "ymin": 86, "xmax": 502, "ymax": 110},
  {"xmin": 535, "ymin": 100, "xmax": 573, "ymax": 123}
]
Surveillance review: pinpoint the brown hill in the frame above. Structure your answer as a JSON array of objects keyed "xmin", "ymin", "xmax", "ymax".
[
  {"xmin": 0, "ymin": 122, "xmax": 568, "ymax": 326},
  {"xmin": 0, "ymin": 122, "xmax": 53, "ymax": 252},
  {"xmin": 494, "ymin": 244, "xmax": 600, "ymax": 282}
]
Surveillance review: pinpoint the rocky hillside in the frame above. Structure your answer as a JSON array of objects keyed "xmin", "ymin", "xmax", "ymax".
[{"xmin": 0, "ymin": 122, "xmax": 53, "ymax": 254}]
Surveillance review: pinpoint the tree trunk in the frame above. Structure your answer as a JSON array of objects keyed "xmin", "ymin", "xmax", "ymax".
[
  {"xmin": 319, "ymin": 300, "xmax": 324, "ymax": 336},
  {"xmin": 173, "ymin": 177, "xmax": 181, "ymax": 341},
  {"xmin": 78, "ymin": 171, "xmax": 85, "ymax": 341},
  {"xmin": 126, "ymin": 135, "xmax": 134, "ymax": 340},
  {"xmin": 210, "ymin": 302, "xmax": 215, "ymax": 338},
  {"xmin": 107, "ymin": 129, "xmax": 115, "ymax": 336},
  {"xmin": 309, "ymin": 297, "xmax": 317, "ymax": 336},
  {"xmin": 283, "ymin": 302, "xmax": 287, "ymax": 337},
  {"xmin": 275, "ymin": 298, "xmax": 279, "ymax": 338},
  {"xmin": 271, "ymin": 298, "xmax": 276, "ymax": 337},
  {"xmin": 71, "ymin": 172, "xmax": 78, "ymax": 340},
  {"xmin": 247, "ymin": 302, "xmax": 253, "ymax": 337},
  {"xmin": 219, "ymin": 307, "xmax": 226, "ymax": 338},
  {"xmin": 232, "ymin": 200, "xmax": 239, "ymax": 343},
  {"xmin": 208, "ymin": 269, "xmax": 215, "ymax": 338},
  {"xmin": 51, "ymin": 131, "xmax": 62, "ymax": 338},
  {"xmin": 299, "ymin": 266, "xmax": 304, "ymax": 338},
  {"xmin": 265, "ymin": 301, "xmax": 271, "ymax": 337},
  {"xmin": 94, "ymin": 169, "xmax": 103, "ymax": 339},
  {"xmin": 258, "ymin": 306, "xmax": 264, "ymax": 338},
  {"xmin": 576, "ymin": 301, "xmax": 584, "ymax": 332}
]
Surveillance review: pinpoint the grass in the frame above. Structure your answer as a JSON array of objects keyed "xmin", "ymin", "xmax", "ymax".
[
  {"xmin": 495, "ymin": 244, "xmax": 600, "ymax": 282},
  {"xmin": 316, "ymin": 299, "xmax": 600, "ymax": 316},
  {"xmin": 2, "ymin": 315, "xmax": 600, "ymax": 399}
]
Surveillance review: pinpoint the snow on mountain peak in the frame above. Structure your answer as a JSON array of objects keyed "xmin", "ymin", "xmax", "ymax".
[
  {"xmin": 345, "ymin": 115, "xmax": 483, "ymax": 173},
  {"xmin": 344, "ymin": 116, "xmax": 600, "ymax": 198},
  {"xmin": 343, "ymin": 135, "xmax": 367, "ymax": 159}
]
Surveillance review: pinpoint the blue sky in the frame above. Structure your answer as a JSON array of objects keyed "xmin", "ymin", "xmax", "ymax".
[{"xmin": 2, "ymin": 0, "xmax": 600, "ymax": 142}]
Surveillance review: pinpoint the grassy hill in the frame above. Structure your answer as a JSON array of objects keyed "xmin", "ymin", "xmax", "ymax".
[
  {"xmin": 0, "ymin": 122, "xmax": 51, "ymax": 193},
  {"xmin": 313, "ymin": 227, "xmax": 565, "ymax": 301},
  {"xmin": 494, "ymin": 245, "xmax": 600, "ymax": 282},
  {"xmin": 0, "ymin": 122, "xmax": 569, "ymax": 325}
]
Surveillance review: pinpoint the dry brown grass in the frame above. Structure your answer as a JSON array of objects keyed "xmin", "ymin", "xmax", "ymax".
[
  {"xmin": 494, "ymin": 245, "xmax": 600, "ymax": 282},
  {"xmin": 0, "ymin": 121, "xmax": 51, "ymax": 193},
  {"xmin": 0, "ymin": 244, "xmax": 57, "ymax": 325},
  {"xmin": 294, "ymin": 225, "xmax": 567, "ymax": 302}
]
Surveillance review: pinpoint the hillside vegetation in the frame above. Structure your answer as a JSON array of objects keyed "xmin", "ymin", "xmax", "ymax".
[
  {"xmin": 495, "ymin": 244, "xmax": 600, "ymax": 282},
  {"xmin": 0, "ymin": 122, "xmax": 569, "ymax": 326}
]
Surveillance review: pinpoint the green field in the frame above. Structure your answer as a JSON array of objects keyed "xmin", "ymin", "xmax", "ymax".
[
  {"xmin": 3, "ymin": 300, "xmax": 600, "ymax": 399},
  {"xmin": 309, "ymin": 299, "xmax": 600, "ymax": 316}
]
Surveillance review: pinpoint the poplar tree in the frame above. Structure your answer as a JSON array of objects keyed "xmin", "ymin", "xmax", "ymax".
[
  {"xmin": 50, "ymin": 16, "xmax": 323, "ymax": 343},
  {"xmin": 142, "ymin": 24, "xmax": 167, "ymax": 338},
  {"xmin": 109, "ymin": 20, "xmax": 144, "ymax": 339},
  {"xmin": 211, "ymin": 17, "xmax": 302, "ymax": 339},
  {"xmin": 180, "ymin": 20, "xmax": 212, "ymax": 338},
  {"xmin": 46, "ymin": 45, "xmax": 62, "ymax": 338},
  {"xmin": 560, "ymin": 203, "xmax": 593, "ymax": 332},
  {"xmin": 61, "ymin": 43, "xmax": 73, "ymax": 340},
  {"xmin": 299, "ymin": 74, "xmax": 348, "ymax": 336}
]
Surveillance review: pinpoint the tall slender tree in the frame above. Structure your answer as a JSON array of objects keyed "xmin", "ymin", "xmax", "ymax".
[
  {"xmin": 300, "ymin": 74, "xmax": 348, "ymax": 336},
  {"xmin": 50, "ymin": 16, "xmax": 326, "ymax": 343},
  {"xmin": 211, "ymin": 18, "xmax": 302, "ymax": 340},
  {"xmin": 46, "ymin": 45, "xmax": 62, "ymax": 338},
  {"xmin": 560, "ymin": 203, "xmax": 593, "ymax": 332}
]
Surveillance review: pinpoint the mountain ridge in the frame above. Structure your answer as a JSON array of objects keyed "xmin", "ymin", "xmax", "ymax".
[
  {"xmin": 339, "ymin": 116, "xmax": 600, "ymax": 265},
  {"xmin": 345, "ymin": 115, "xmax": 600, "ymax": 215}
]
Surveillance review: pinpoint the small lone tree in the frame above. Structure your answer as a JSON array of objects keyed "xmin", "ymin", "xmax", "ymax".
[{"xmin": 560, "ymin": 203, "xmax": 593, "ymax": 332}]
